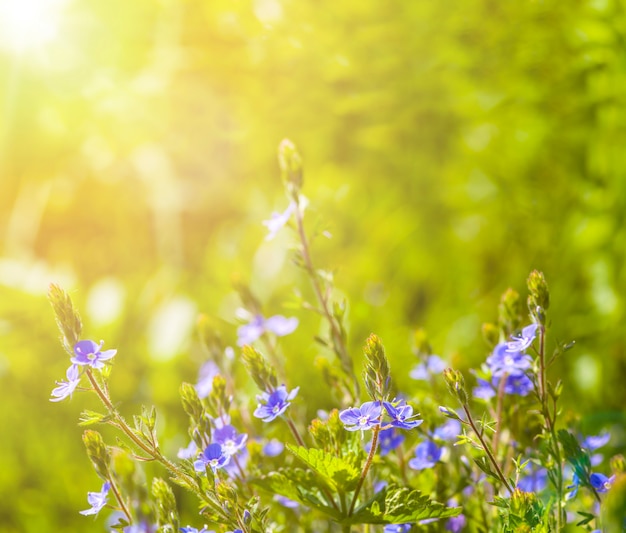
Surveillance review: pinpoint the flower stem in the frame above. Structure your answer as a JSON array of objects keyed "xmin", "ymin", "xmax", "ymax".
[
  {"xmin": 462, "ymin": 404, "xmax": 513, "ymax": 494},
  {"xmin": 349, "ymin": 425, "xmax": 380, "ymax": 516},
  {"xmin": 108, "ymin": 476, "xmax": 133, "ymax": 524},
  {"xmin": 293, "ymin": 198, "xmax": 359, "ymax": 402}
]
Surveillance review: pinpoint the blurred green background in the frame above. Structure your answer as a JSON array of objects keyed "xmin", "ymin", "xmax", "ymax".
[{"xmin": 1, "ymin": 0, "xmax": 625, "ymax": 531}]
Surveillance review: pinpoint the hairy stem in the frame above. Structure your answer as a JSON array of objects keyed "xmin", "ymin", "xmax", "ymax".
[
  {"xmin": 349, "ymin": 425, "xmax": 381, "ymax": 516},
  {"xmin": 462, "ymin": 404, "xmax": 513, "ymax": 494}
]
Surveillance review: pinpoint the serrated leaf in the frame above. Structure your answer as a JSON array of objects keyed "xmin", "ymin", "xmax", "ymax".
[
  {"xmin": 348, "ymin": 485, "xmax": 461, "ymax": 525},
  {"xmin": 286, "ymin": 445, "xmax": 360, "ymax": 492},
  {"xmin": 252, "ymin": 468, "xmax": 342, "ymax": 519},
  {"xmin": 78, "ymin": 410, "xmax": 110, "ymax": 426}
]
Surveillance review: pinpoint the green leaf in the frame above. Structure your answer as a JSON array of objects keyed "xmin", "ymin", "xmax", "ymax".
[
  {"xmin": 252, "ymin": 468, "xmax": 342, "ymax": 519},
  {"xmin": 78, "ymin": 410, "xmax": 111, "ymax": 426},
  {"xmin": 348, "ymin": 485, "xmax": 461, "ymax": 525},
  {"xmin": 286, "ymin": 445, "xmax": 360, "ymax": 492}
]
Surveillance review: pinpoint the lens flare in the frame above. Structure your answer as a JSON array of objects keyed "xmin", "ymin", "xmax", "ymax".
[{"xmin": 0, "ymin": 0, "xmax": 69, "ymax": 53}]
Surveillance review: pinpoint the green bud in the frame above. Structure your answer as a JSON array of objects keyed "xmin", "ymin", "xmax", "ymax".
[
  {"xmin": 152, "ymin": 478, "xmax": 179, "ymax": 530},
  {"xmin": 110, "ymin": 447, "xmax": 136, "ymax": 489},
  {"xmin": 180, "ymin": 382, "xmax": 204, "ymax": 422},
  {"xmin": 509, "ymin": 488, "xmax": 542, "ymax": 525},
  {"xmin": 443, "ymin": 368, "xmax": 468, "ymax": 405},
  {"xmin": 48, "ymin": 283, "xmax": 83, "ymax": 354},
  {"xmin": 278, "ymin": 139, "xmax": 303, "ymax": 199},
  {"xmin": 208, "ymin": 374, "xmax": 231, "ymax": 417},
  {"xmin": 498, "ymin": 288, "xmax": 521, "ymax": 335},
  {"xmin": 527, "ymin": 270, "xmax": 550, "ymax": 311},
  {"xmin": 362, "ymin": 333, "xmax": 391, "ymax": 401},
  {"xmin": 308, "ymin": 417, "xmax": 332, "ymax": 450},
  {"xmin": 242, "ymin": 345, "xmax": 278, "ymax": 392},
  {"xmin": 82, "ymin": 430, "xmax": 110, "ymax": 480},
  {"xmin": 610, "ymin": 454, "xmax": 625, "ymax": 474}
]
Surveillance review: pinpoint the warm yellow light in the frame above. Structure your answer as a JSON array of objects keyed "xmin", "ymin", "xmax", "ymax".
[{"xmin": 0, "ymin": 0, "xmax": 68, "ymax": 53}]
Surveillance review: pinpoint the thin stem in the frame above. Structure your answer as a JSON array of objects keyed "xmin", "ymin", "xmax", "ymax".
[
  {"xmin": 349, "ymin": 425, "xmax": 380, "ymax": 516},
  {"xmin": 462, "ymin": 404, "xmax": 513, "ymax": 494},
  {"xmin": 293, "ymin": 200, "xmax": 358, "ymax": 402},
  {"xmin": 108, "ymin": 476, "xmax": 133, "ymax": 523},
  {"xmin": 284, "ymin": 415, "xmax": 306, "ymax": 448},
  {"xmin": 492, "ymin": 372, "xmax": 508, "ymax": 454},
  {"xmin": 85, "ymin": 370, "xmax": 197, "ymax": 487}
]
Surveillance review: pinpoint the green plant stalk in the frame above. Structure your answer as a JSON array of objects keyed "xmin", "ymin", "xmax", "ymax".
[
  {"xmin": 492, "ymin": 371, "xmax": 508, "ymax": 455},
  {"xmin": 108, "ymin": 475, "xmax": 133, "ymax": 523},
  {"xmin": 461, "ymin": 404, "xmax": 513, "ymax": 494},
  {"xmin": 85, "ymin": 370, "xmax": 229, "ymax": 521},
  {"xmin": 349, "ymin": 424, "xmax": 381, "ymax": 516},
  {"xmin": 537, "ymin": 326, "xmax": 565, "ymax": 530},
  {"xmin": 293, "ymin": 199, "xmax": 359, "ymax": 402}
]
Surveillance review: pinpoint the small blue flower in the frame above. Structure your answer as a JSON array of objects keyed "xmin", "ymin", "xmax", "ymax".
[
  {"xmin": 472, "ymin": 377, "xmax": 496, "ymax": 400},
  {"xmin": 180, "ymin": 526, "xmax": 213, "ymax": 533},
  {"xmin": 501, "ymin": 373, "xmax": 534, "ymax": 396},
  {"xmin": 339, "ymin": 401, "xmax": 382, "ymax": 432},
  {"xmin": 262, "ymin": 201, "xmax": 296, "ymax": 240},
  {"xmin": 384, "ymin": 524, "xmax": 412, "ymax": 532},
  {"xmin": 274, "ymin": 494, "xmax": 299, "ymax": 508},
  {"xmin": 194, "ymin": 443, "xmax": 230, "ymax": 472},
  {"xmin": 446, "ymin": 513, "xmax": 466, "ymax": 533},
  {"xmin": 590, "ymin": 472, "xmax": 615, "ymax": 493},
  {"xmin": 263, "ymin": 439, "xmax": 284, "ymax": 457},
  {"xmin": 177, "ymin": 440, "xmax": 198, "ymax": 460},
  {"xmin": 213, "ymin": 425, "xmax": 247, "ymax": 457},
  {"xmin": 486, "ymin": 342, "xmax": 532, "ymax": 377},
  {"xmin": 432, "ymin": 419, "xmax": 461, "ymax": 442},
  {"xmin": 50, "ymin": 364, "xmax": 81, "ymax": 402},
  {"xmin": 71, "ymin": 340, "xmax": 117, "ymax": 369},
  {"xmin": 195, "ymin": 361, "xmax": 220, "ymax": 399},
  {"xmin": 505, "ymin": 324, "xmax": 538, "ymax": 353},
  {"xmin": 253, "ymin": 385, "xmax": 299, "ymax": 422},
  {"xmin": 79, "ymin": 481, "xmax": 110, "ymax": 516},
  {"xmin": 237, "ymin": 314, "xmax": 298, "ymax": 346},
  {"xmin": 376, "ymin": 427, "xmax": 405, "ymax": 456},
  {"xmin": 410, "ymin": 355, "xmax": 446, "ymax": 380},
  {"xmin": 582, "ymin": 432, "xmax": 610, "ymax": 451},
  {"xmin": 408, "ymin": 441, "xmax": 442, "ymax": 470},
  {"xmin": 383, "ymin": 400, "xmax": 423, "ymax": 430},
  {"xmin": 517, "ymin": 462, "xmax": 548, "ymax": 493}
]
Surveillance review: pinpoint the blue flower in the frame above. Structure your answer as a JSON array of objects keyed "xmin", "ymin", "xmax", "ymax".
[
  {"xmin": 445, "ymin": 499, "xmax": 465, "ymax": 532},
  {"xmin": 517, "ymin": 462, "xmax": 548, "ymax": 493},
  {"xmin": 194, "ymin": 443, "xmax": 230, "ymax": 472},
  {"xmin": 408, "ymin": 441, "xmax": 442, "ymax": 470},
  {"xmin": 195, "ymin": 360, "xmax": 220, "ymax": 399},
  {"xmin": 180, "ymin": 526, "xmax": 213, "ymax": 533},
  {"xmin": 274, "ymin": 494, "xmax": 299, "ymax": 508},
  {"xmin": 177, "ymin": 440, "xmax": 198, "ymax": 460},
  {"xmin": 410, "ymin": 355, "xmax": 446, "ymax": 380},
  {"xmin": 263, "ymin": 439, "xmax": 284, "ymax": 457},
  {"xmin": 376, "ymin": 427, "xmax": 405, "ymax": 456},
  {"xmin": 237, "ymin": 314, "xmax": 298, "ymax": 346},
  {"xmin": 590, "ymin": 472, "xmax": 615, "ymax": 493},
  {"xmin": 505, "ymin": 324, "xmax": 538, "ymax": 353},
  {"xmin": 79, "ymin": 481, "xmax": 110, "ymax": 516},
  {"xmin": 501, "ymin": 373, "xmax": 534, "ymax": 396},
  {"xmin": 213, "ymin": 424, "xmax": 247, "ymax": 457},
  {"xmin": 383, "ymin": 400, "xmax": 423, "ymax": 430},
  {"xmin": 253, "ymin": 385, "xmax": 299, "ymax": 422},
  {"xmin": 71, "ymin": 340, "xmax": 117, "ymax": 369},
  {"xmin": 262, "ymin": 201, "xmax": 296, "ymax": 240},
  {"xmin": 50, "ymin": 364, "xmax": 81, "ymax": 402},
  {"xmin": 384, "ymin": 524, "xmax": 412, "ymax": 532},
  {"xmin": 472, "ymin": 377, "xmax": 496, "ymax": 400},
  {"xmin": 582, "ymin": 432, "xmax": 610, "ymax": 451},
  {"xmin": 432, "ymin": 419, "xmax": 461, "ymax": 442},
  {"xmin": 486, "ymin": 342, "xmax": 532, "ymax": 377},
  {"xmin": 339, "ymin": 401, "xmax": 382, "ymax": 432}
]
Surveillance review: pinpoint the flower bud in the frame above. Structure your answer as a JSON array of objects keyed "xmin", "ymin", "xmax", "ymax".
[
  {"xmin": 278, "ymin": 139, "xmax": 303, "ymax": 199},
  {"xmin": 362, "ymin": 333, "xmax": 391, "ymax": 401},
  {"xmin": 443, "ymin": 368, "xmax": 468, "ymax": 405},
  {"xmin": 82, "ymin": 430, "xmax": 110, "ymax": 480}
]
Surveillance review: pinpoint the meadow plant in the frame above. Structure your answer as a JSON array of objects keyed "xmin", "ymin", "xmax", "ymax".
[{"xmin": 48, "ymin": 141, "xmax": 624, "ymax": 532}]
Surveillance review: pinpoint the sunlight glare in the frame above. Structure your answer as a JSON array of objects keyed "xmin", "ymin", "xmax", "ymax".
[{"xmin": 0, "ymin": 0, "xmax": 69, "ymax": 53}]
